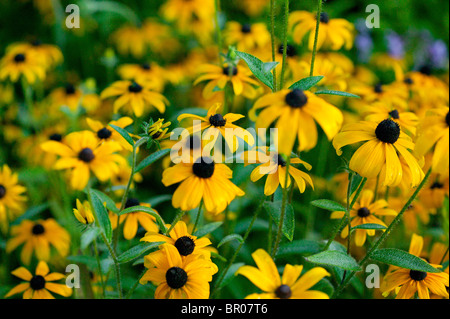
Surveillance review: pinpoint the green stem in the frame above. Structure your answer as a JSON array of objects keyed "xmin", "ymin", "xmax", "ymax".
[
  {"xmin": 165, "ymin": 210, "xmax": 186, "ymax": 236},
  {"xmin": 309, "ymin": 0, "xmax": 323, "ymax": 76},
  {"xmin": 333, "ymin": 168, "xmax": 432, "ymax": 298},
  {"xmin": 279, "ymin": 0, "xmax": 290, "ymax": 90},
  {"xmin": 271, "ymin": 157, "xmax": 290, "ymax": 258},
  {"xmin": 125, "ymin": 268, "xmax": 147, "ymax": 299},
  {"xmin": 101, "ymin": 232, "xmax": 123, "ymax": 299},
  {"xmin": 214, "ymin": 0, "xmax": 224, "ymax": 64},
  {"xmin": 211, "ymin": 199, "xmax": 264, "ymax": 297},
  {"xmin": 193, "ymin": 201, "xmax": 203, "ymax": 233},
  {"xmin": 269, "ymin": 0, "xmax": 278, "ymax": 92},
  {"xmin": 92, "ymin": 238, "xmax": 106, "ymax": 298}
]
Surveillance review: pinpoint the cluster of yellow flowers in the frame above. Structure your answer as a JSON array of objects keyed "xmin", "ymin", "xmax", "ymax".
[{"xmin": 0, "ymin": 0, "xmax": 448, "ymax": 300}]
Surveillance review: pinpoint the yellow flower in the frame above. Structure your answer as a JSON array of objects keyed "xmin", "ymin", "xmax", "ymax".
[
  {"xmin": 331, "ymin": 190, "xmax": 397, "ymax": 246},
  {"xmin": 110, "ymin": 199, "xmax": 159, "ymax": 240},
  {"xmin": 162, "ymin": 157, "xmax": 245, "ymax": 214},
  {"xmin": 7, "ymin": 40, "xmax": 63, "ymax": 69},
  {"xmin": 223, "ymin": 22, "xmax": 271, "ymax": 52},
  {"xmin": 6, "ymin": 218, "xmax": 70, "ymax": 265},
  {"xmin": 41, "ymin": 130, "xmax": 125, "ymax": 190},
  {"xmin": 111, "ymin": 25, "xmax": 146, "ymax": 58},
  {"xmin": 419, "ymin": 176, "xmax": 449, "ymax": 212},
  {"xmin": 100, "ymin": 80, "xmax": 168, "ymax": 117},
  {"xmin": 160, "ymin": 0, "xmax": 214, "ymax": 30},
  {"xmin": 351, "ymin": 82, "xmax": 408, "ymax": 111},
  {"xmin": 381, "ymin": 234, "xmax": 449, "ymax": 299},
  {"xmin": 141, "ymin": 221, "xmax": 214, "ymax": 259},
  {"xmin": 415, "ymin": 107, "xmax": 449, "ymax": 175},
  {"xmin": 148, "ymin": 118, "xmax": 171, "ymax": 141},
  {"xmin": 140, "ymin": 243, "xmax": 217, "ymax": 299},
  {"xmin": 194, "ymin": 64, "xmax": 260, "ymax": 100},
  {"xmin": 86, "ymin": 116, "xmax": 134, "ymax": 151},
  {"xmin": 244, "ymin": 148, "xmax": 314, "ymax": 196},
  {"xmin": 49, "ymin": 83, "xmax": 83, "ymax": 111},
  {"xmin": 177, "ymin": 103, "xmax": 254, "ymax": 152},
  {"xmin": 73, "ymin": 199, "xmax": 95, "ymax": 225},
  {"xmin": 0, "ymin": 50, "xmax": 45, "ymax": 84},
  {"xmin": 0, "ymin": 164, "xmax": 27, "ymax": 231},
  {"xmin": 117, "ymin": 62, "xmax": 167, "ymax": 92},
  {"xmin": 251, "ymin": 89, "xmax": 343, "ymax": 154},
  {"xmin": 5, "ymin": 261, "xmax": 72, "ymax": 299},
  {"xmin": 289, "ymin": 11, "xmax": 354, "ymax": 51},
  {"xmin": 236, "ymin": 249, "xmax": 330, "ymax": 299},
  {"xmin": 238, "ymin": 0, "xmax": 270, "ymax": 17},
  {"xmin": 333, "ymin": 119, "xmax": 424, "ymax": 187}
]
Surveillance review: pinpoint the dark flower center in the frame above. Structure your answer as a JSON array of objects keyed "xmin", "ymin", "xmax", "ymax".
[
  {"xmin": 31, "ymin": 39, "xmax": 42, "ymax": 46},
  {"xmin": 389, "ymin": 109, "xmax": 400, "ymax": 119},
  {"xmin": 446, "ymin": 112, "xmax": 449, "ymax": 127},
  {"xmin": 65, "ymin": 84, "xmax": 76, "ymax": 95},
  {"xmin": 0, "ymin": 185, "xmax": 6, "ymax": 199},
  {"xmin": 49, "ymin": 133, "xmax": 62, "ymax": 142},
  {"xmin": 32, "ymin": 223, "xmax": 45, "ymax": 235},
  {"xmin": 14, "ymin": 53, "xmax": 26, "ymax": 63},
  {"xmin": 241, "ymin": 24, "xmax": 252, "ymax": 33},
  {"xmin": 128, "ymin": 82, "xmax": 143, "ymax": 93},
  {"xmin": 409, "ymin": 270, "xmax": 427, "ymax": 281},
  {"xmin": 222, "ymin": 66, "xmax": 238, "ymax": 76},
  {"xmin": 419, "ymin": 65, "xmax": 432, "ymax": 76},
  {"xmin": 374, "ymin": 83, "xmax": 383, "ymax": 93},
  {"xmin": 97, "ymin": 127, "xmax": 112, "ymax": 139},
  {"xmin": 319, "ymin": 12, "xmax": 330, "ymax": 23},
  {"xmin": 152, "ymin": 131, "xmax": 162, "ymax": 139},
  {"xmin": 185, "ymin": 135, "xmax": 201, "ymax": 150},
  {"xmin": 125, "ymin": 198, "xmax": 140, "ymax": 209},
  {"xmin": 78, "ymin": 148, "xmax": 95, "ymax": 163},
  {"xmin": 174, "ymin": 236, "xmax": 196, "ymax": 256},
  {"xmin": 166, "ymin": 267, "xmax": 188, "ymax": 289},
  {"xmin": 193, "ymin": 158, "xmax": 215, "ymax": 178},
  {"xmin": 430, "ymin": 182, "xmax": 444, "ymax": 189},
  {"xmin": 357, "ymin": 207, "xmax": 371, "ymax": 218},
  {"xmin": 141, "ymin": 63, "xmax": 151, "ymax": 70},
  {"xmin": 276, "ymin": 154, "xmax": 286, "ymax": 167},
  {"xmin": 285, "ymin": 89, "xmax": 308, "ymax": 108},
  {"xmin": 275, "ymin": 285, "xmax": 292, "ymax": 299},
  {"xmin": 404, "ymin": 78, "xmax": 414, "ymax": 85},
  {"xmin": 278, "ymin": 44, "xmax": 297, "ymax": 57},
  {"xmin": 30, "ymin": 275, "xmax": 46, "ymax": 290},
  {"xmin": 375, "ymin": 119, "xmax": 400, "ymax": 144},
  {"xmin": 209, "ymin": 114, "xmax": 227, "ymax": 127}
]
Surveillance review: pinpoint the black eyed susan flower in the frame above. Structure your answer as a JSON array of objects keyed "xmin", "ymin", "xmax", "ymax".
[
  {"xmin": 73, "ymin": 199, "xmax": 95, "ymax": 225},
  {"xmin": 0, "ymin": 164, "xmax": 27, "ymax": 232},
  {"xmin": 238, "ymin": 0, "xmax": 269, "ymax": 17},
  {"xmin": 147, "ymin": 118, "xmax": 171, "ymax": 141},
  {"xmin": 331, "ymin": 190, "xmax": 397, "ymax": 246},
  {"xmin": 110, "ymin": 199, "xmax": 159, "ymax": 240},
  {"xmin": 86, "ymin": 116, "xmax": 134, "ymax": 151},
  {"xmin": 160, "ymin": 0, "xmax": 214, "ymax": 30},
  {"xmin": 194, "ymin": 64, "xmax": 260, "ymax": 100},
  {"xmin": 415, "ymin": 106, "xmax": 449, "ymax": 175},
  {"xmin": 251, "ymin": 89, "xmax": 343, "ymax": 155},
  {"xmin": 100, "ymin": 80, "xmax": 168, "ymax": 117},
  {"xmin": 223, "ymin": 22, "xmax": 271, "ymax": 52},
  {"xmin": 141, "ymin": 220, "xmax": 214, "ymax": 259},
  {"xmin": 49, "ymin": 83, "xmax": 83, "ymax": 111},
  {"xmin": 351, "ymin": 82, "xmax": 408, "ymax": 111},
  {"xmin": 5, "ymin": 261, "xmax": 72, "ymax": 299},
  {"xmin": 236, "ymin": 249, "xmax": 330, "ymax": 299},
  {"xmin": 117, "ymin": 62, "xmax": 167, "ymax": 92},
  {"xmin": 162, "ymin": 156, "xmax": 245, "ymax": 215},
  {"xmin": 41, "ymin": 130, "xmax": 125, "ymax": 190},
  {"xmin": 111, "ymin": 25, "xmax": 147, "ymax": 59},
  {"xmin": 177, "ymin": 103, "xmax": 254, "ymax": 152},
  {"xmin": 419, "ymin": 175, "xmax": 449, "ymax": 212},
  {"xmin": 244, "ymin": 148, "xmax": 314, "ymax": 196},
  {"xmin": 0, "ymin": 50, "xmax": 45, "ymax": 84},
  {"xmin": 6, "ymin": 219, "xmax": 70, "ymax": 265},
  {"xmin": 381, "ymin": 234, "xmax": 449, "ymax": 299},
  {"xmin": 289, "ymin": 11, "xmax": 354, "ymax": 51},
  {"xmin": 140, "ymin": 243, "xmax": 218, "ymax": 299},
  {"xmin": 333, "ymin": 119, "xmax": 424, "ymax": 187},
  {"xmin": 7, "ymin": 40, "xmax": 63, "ymax": 69},
  {"xmin": 110, "ymin": 164, "xmax": 143, "ymax": 196}
]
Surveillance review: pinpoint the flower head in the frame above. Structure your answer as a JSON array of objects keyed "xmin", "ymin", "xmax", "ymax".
[
  {"xmin": 0, "ymin": 165, "xmax": 27, "ymax": 231},
  {"xmin": 73, "ymin": 199, "xmax": 95, "ymax": 225}
]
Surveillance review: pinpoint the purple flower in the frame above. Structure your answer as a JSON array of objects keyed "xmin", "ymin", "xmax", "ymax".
[
  {"xmin": 386, "ymin": 31, "xmax": 405, "ymax": 59},
  {"xmin": 428, "ymin": 40, "xmax": 448, "ymax": 69}
]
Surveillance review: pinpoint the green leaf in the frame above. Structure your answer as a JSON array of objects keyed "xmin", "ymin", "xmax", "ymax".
[
  {"xmin": 89, "ymin": 189, "xmax": 113, "ymax": 242},
  {"xmin": 218, "ymin": 234, "xmax": 244, "ymax": 248},
  {"xmin": 262, "ymin": 61, "xmax": 279, "ymax": 73},
  {"xmin": 263, "ymin": 201, "xmax": 295, "ymax": 241},
  {"xmin": 67, "ymin": 255, "xmax": 98, "ymax": 269},
  {"xmin": 117, "ymin": 242, "xmax": 163, "ymax": 264},
  {"xmin": 193, "ymin": 222, "xmax": 223, "ymax": 238},
  {"xmin": 349, "ymin": 173, "xmax": 363, "ymax": 196},
  {"xmin": 351, "ymin": 223, "xmax": 387, "ymax": 231},
  {"xmin": 118, "ymin": 205, "xmax": 167, "ymax": 233},
  {"xmin": 89, "ymin": 189, "xmax": 119, "ymax": 214},
  {"xmin": 236, "ymin": 51, "xmax": 273, "ymax": 90},
  {"xmin": 311, "ymin": 199, "xmax": 346, "ymax": 212},
  {"xmin": 276, "ymin": 239, "xmax": 322, "ymax": 258},
  {"xmin": 135, "ymin": 148, "xmax": 171, "ymax": 173},
  {"xmin": 289, "ymin": 76, "xmax": 324, "ymax": 91},
  {"xmin": 211, "ymin": 252, "xmax": 227, "ymax": 263},
  {"xmin": 109, "ymin": 124, "xmax": 134, "ymax": 146},
  {"xmin": 80, "ymin": 227, "xmax": 101, "ymax": 250},
  {"xmin": 146, "ymin": 194, "xmax": 173, "ymax": 207},
  {"xmin": 306, "ymin": 250, "xmax": 361, "ymax": 271},
  {"xmin": 370, "ymin": 248, "xmax": 441, "ymax": 273},
  {"xmin": 315, "ymin": 90, "xmax": 360, "ymax": 98},
  {"xmin": 12, "ymin": 203, "xmax": 49, "ymax": 225},
  {"xmin": 217, "ymin": 263, "xmax": 244, "ymax": 289}
]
